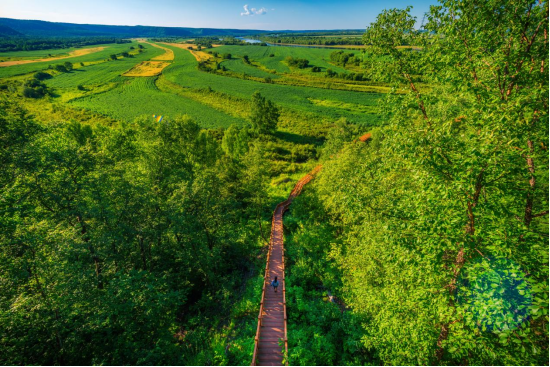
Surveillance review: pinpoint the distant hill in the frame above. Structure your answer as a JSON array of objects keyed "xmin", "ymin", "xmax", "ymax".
[
  {"xmin": 0, "ymin": 18, "xmax": 363, "ymax": 38},
  {"xmin": 0, "ymin": 24, "xmax": 23, "ymax": 37},
  {"xmin": 0, "ymin": 18, "xmax": 269, "ymax": 38}
]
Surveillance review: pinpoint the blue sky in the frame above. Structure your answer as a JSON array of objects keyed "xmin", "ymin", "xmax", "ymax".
[{"xmin": 0, "ymin": 0, "xmax": 436, "ymax": 30}]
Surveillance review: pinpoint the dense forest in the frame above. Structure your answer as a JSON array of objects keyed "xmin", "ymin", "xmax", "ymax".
[
  {"xmin": 0, "ymin": 37, "xmax": 130, "ymax": 52},
  {"xmin": 285, "ymin": 1, "xmax": 549, "ymax": 365},
  {"xmin": 256, "ymin": 34, "xmax": 364, "ymax": 46},
  {"xmin": 0, "ymin": 0, "xmax": 548, "ymax": 365}
]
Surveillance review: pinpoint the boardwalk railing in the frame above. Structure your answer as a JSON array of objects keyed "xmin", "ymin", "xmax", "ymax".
[
  {"xmin": 250, "ymin": 135, "xmax": 371, "ymax": 366},
  {"xmin": 251, "ymin": 165, "xmax": 322, "ymax": 366}
]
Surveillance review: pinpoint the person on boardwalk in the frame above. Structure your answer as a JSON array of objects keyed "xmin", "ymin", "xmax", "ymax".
[{"xmin": 271, "ymin": 276, "xmax": 279, "ymax": 292}]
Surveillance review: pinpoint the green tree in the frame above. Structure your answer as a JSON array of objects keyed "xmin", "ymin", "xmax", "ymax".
[
  {"xmin": 312, "ymin": 0, "xmax": 548, "ymax": 365},
  {"xmin": 63, "ymin": 61, "xmax": 73, "ymax": 71},
  {"xmin": 54, "ymin": 64, "xmax": 68, "ymax": 72},
  {"xmin": 222, "ymin": 124, "xmax": 252, "ymax": 160},
  {"xmin": 249, "ymin": 91, "xmax": 280, "ymax": 135}
]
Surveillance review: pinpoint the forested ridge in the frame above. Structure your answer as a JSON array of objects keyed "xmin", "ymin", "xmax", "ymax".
[{"xmin": 0, "ymin": 0, "xmax": 548, "ymax": 365}]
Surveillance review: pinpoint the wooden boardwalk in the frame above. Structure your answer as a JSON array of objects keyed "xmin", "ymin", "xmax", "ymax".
[
  {"xmin": 251, "ymin": 132, "xmax": 371, "ymax": 366},
  {"xmin": 252, "ymin": 166, "xmax": 322, "ymax": 366}
]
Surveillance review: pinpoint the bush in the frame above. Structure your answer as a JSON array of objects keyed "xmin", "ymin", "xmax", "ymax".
[
  {"xmin": 22, "ymin": 80, "xmax": 48, "ymax": 98},
  {"xmin": 311, "ymin": 66, "xmax": 321, "ymax": 72},
  {"xmin": 33, "ymin": 71, "xmax": 52, "ymax": 81},
  {"xmin": 63, "ymin": 61, "xmax": 73, "ymax": 71},
  {"xmin": 285, "ymin": 56, "xmax": 309, "ymax": 68},
  {"xmin": 222, "ymin": 53, "xmax": 231, "ymax": 59},
  {"xmin": 269, "ymin": 53, "xmax": 275, "ymax": 57},
  {"xmin": 54, "ymin": 64, "xmax": 68, "ymax": 73}
]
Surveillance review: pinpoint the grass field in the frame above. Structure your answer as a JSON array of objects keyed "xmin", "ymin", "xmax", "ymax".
[
  {"xmin": 46, "ymin": 44, "xmax": 164, "ymax": 88},
  {"xmin": 162, "ymin": 45, "xmax": 381, "ymax": 125},
  {"xmin": 70, "ymin": 76, "xmax": 247, "ymax": 128},
  {"xmin": 214, "ymin": 45, "xmax": 350, "ymax": 74},
  {"xmin": 0, "ymin": 47, "xmax": 106, "ymax": 65},
  {"xmin": 2, "ymin": 41, "xmax": 383, "ymax": 129},
  {"xmin": 0, "ymin": 42, "xmax": 142, "ymax": 79}
]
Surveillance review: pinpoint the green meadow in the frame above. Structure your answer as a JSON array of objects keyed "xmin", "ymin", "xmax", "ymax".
[
  {"xmin": 0, "ymin": 42, "xmax": 140, "ymax": 78},
  {"xmin": 0, "ymin": 41, "xmax": 383, "ymax": 128}
]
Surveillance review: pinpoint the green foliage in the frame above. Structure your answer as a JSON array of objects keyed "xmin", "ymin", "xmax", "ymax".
[
  {"xmin": 54, "ymin": 64, "xmax": 68, "ymax": 73},
  {"xmin": 329, "ymin": 50, "xmax": 360, "ymax": 66},
  {"xmin": 309, "ymin": 0, "xmax": 548, "ymax": 365},
  {"xmin": 284, "ymin": 191, "xmax": 377, "ymax": 366},
  {"xmin": 22, "ymin": 78, "xmax": 48, "ymax": 98},
  {"xmin": 249, "ymin": 91, "xmax": 280, "ymax": 135},
  {"xmin": 0, "ymin": 36, "xmax": 130, "ymax": 52},
  {"xmin": 0, "ymin": 100, "xmax": 269, "ymax": 365},
  {"xmin": 33, "ymin": 71, "xmax": 52, "ymax": 81},
  {"xmin": 285, "ymin": 56, "xmax": 310, "ymax": 69},
  {"xmin": 222, "ymin": 124, "xmax": 252, "ymax": 159},
  {"xmin": 63, "ymin": 61, "xmax": 73, "ymax": 71}
]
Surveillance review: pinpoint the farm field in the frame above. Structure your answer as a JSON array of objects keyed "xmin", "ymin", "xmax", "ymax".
[
  {"xmin": 0, "ymin": 46, "xmax": 106, "ymax": 67},
  {"xmin": 161, "ymin": 45, "xmax": 381, "ymax": 125},
  {"xmin": 0, "ymin": 42, "xmax": 141, "ymax": 78},
  {"xmin": 71, "ymin": 76, "xmax": 247, "ymax": 128},
  {"xmin": 1, "ymin": 40, "xmax": 383, "ymax": 128},
  {"xmin": 215, "ymin": 45, "xmax": 350, "ymax": 74},
  {"xmin": 46, "ymin": 44, "xmax": 164, "ymax": 89}
]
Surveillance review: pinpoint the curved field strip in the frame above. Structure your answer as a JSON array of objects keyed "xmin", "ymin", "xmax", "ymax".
[
  {"xmin": 214, "ymin": 45, "xmax": 348, "ymax": 74},
  {"xmin": 161, "ymin": 45, "xmax": 381, "ymax": 125},
  {"xmin": 162, "ymin": 42, "xmax": 215, "ymax": 62},
  {"xmin": 123, "ymin": 61, "xmax": 171, "ymax": 77},
  {"xmin": 70, "ymin": 76, "xmax": 247, "ymax": 128},
  {"xmin": 46, "ymin": 45, "xmax": 165, "ymax": 88},
  {"xmin": 220, "ymin": 59, "xmax": 280, "ymax": 79},
  {"xmin": 148, "ymin": 43, "xmax": 174, "ymax": 61},
  {"xmin": 0, "ymin": 43, "xmax": 138, "ymax": 79},
  {"xmin": 122, "ymin": 42, "xmax": 174, "ymax": 77},
  {"xmin": 0, "ymin": 47, "xmax": 106, "ymax": 67}
]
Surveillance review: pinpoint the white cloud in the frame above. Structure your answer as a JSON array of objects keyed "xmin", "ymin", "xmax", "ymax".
[{"xmin": 240, "ymin": 4, "xmax": 268, "ymax": 16}]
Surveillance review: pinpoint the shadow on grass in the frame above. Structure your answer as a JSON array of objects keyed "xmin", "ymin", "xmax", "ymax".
[{"xmin": 275, "ymin": 131, "xmax": 324, "ymax": 146}]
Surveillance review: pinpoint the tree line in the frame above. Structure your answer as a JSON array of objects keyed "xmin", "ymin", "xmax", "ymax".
[{"xmin": 0, "ymin": 37, "xmax": 130, "ymax": 52}]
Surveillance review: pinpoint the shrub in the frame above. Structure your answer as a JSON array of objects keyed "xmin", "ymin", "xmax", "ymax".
[
  {"xmin": 54, "ymin": 64, "xmax": 68, "ymax": 73},
  {"xmin": 33, "ymin": 71, "xmax": 52, "ymax": 80},
  {"xmin": 285, "ymin": 56, "xmax": 309, "ymax": 68}
]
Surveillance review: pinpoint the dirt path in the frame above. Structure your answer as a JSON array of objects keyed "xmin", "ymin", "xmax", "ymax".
[{"xmin": 0, "ymin": 47, "xmax": 106, "ymax": 67}]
